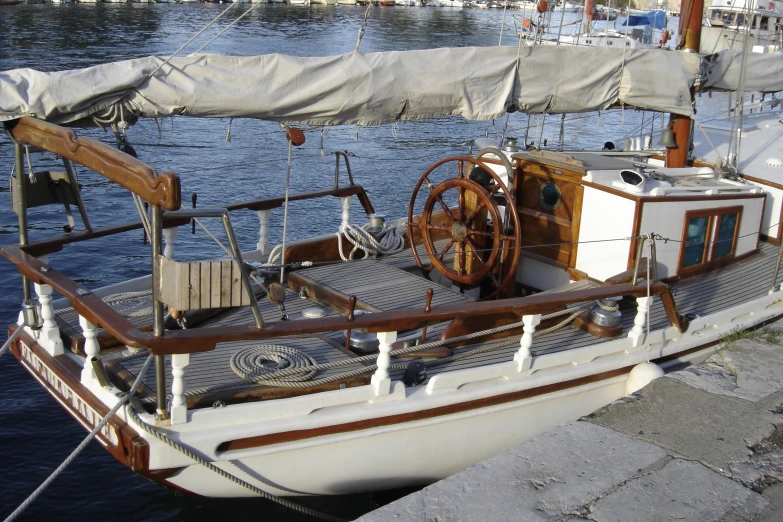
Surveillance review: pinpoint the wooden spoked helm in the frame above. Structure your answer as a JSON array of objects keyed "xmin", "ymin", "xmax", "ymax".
[{"xmin": 407, "ymin": 156, "xmax": 521, "ymax": 299}]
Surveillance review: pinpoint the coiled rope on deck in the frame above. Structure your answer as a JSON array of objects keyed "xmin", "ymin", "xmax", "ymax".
[
  {"xmin": 230, "ymin": 344, "xmax": 318, "ymax": 383},
  {"xmin": 336, "ymin": 223, "xmax": 406, "ymax": 261}
]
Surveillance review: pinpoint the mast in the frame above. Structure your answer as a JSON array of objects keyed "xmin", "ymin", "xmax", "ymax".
[{"xmin": 665, "ymin": 0, "xmax": 703, "ymax": 168}]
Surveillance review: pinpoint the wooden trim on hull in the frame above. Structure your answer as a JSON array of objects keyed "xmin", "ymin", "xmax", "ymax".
[
  {"xmin": 6, "ymin": 326, "xmax": 181, "ymax": 483},
  {"xmin": 216, "ymin": 342, "xmax": 712, "ymax": 454}
]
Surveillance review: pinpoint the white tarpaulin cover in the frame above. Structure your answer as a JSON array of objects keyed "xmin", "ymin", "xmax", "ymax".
[
  {"xmin": 703, "ymin": 51, "xmax": 783, "ymax": 93},
  {"xmin": 0, "ymin": 46, "xmax": 701, "ymax": 126}
]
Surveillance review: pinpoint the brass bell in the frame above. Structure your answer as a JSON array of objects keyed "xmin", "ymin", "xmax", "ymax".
[{"xmin": 657, "ymin": 129, "xmax": 677, "ymax": 149}]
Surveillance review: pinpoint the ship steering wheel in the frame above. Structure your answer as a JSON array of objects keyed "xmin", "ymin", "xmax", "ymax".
[{"xmin": 407, "ymin": 156, "xmax": 521, "ymax": 299}]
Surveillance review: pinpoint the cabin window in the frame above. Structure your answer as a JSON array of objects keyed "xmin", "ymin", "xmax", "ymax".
[
  {"xmin": 761, "ymin": 16, "xmax": 770, "ymax": 31},
  {"xmin": 678, "ymin": 206, "xmax": 743, "ymax": 276},
  {"xmin": 538, "ymin": 182, "xmax": 562, "ymax": 211},
  {"xmin": 736, "ymin": 13, "xmax": 747, "ymax": 26}
]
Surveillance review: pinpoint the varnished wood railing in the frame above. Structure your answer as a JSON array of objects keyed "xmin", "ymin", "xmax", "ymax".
[
  {"xmin": 1, "ymin": 242, "xmax": 687, "ymax": 356},
  {"xmin": 6, "ymin": 117, "xmax": 181, "ymax": 211}
]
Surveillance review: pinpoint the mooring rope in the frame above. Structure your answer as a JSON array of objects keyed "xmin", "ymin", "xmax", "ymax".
[
  {"xmin": 125, "ymin": 408, "xmax": 345, "ymax": 522},
  {"xmin": 3, "ymin": 356, "xmax": 154, "ymax": 522},
  {"xmin": 0, "ymin": 327, "xmax": 24, "ymax": 359}
]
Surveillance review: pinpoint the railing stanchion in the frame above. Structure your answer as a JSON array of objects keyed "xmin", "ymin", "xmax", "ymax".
[
  {"xmin": 514, "ymin": 314, "xmax": 540, "ymax": 371},
  {"xmin": 372, "ymin": 331, "xmax": 396, "ymax": 396}
]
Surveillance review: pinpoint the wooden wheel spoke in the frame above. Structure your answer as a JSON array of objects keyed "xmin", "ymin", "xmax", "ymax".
[
  {"xmin": 427, "ymin": 224, "xmax": 452, "ymax": 232},
  {"xmin": 434, "ymin": 194, "xmax": 456, "ymax": 223},
  {"xmin": 423, "ymin": 264, "xmax": 435, "ymax": 274},
  {"xmin": 435, "ymin": 238, "xmax": 456, "ymax": 262},
  {"xmin": 465, "ymin": 237, "xmax": 487, "ymax": 269},
  {"xmin": 457, "ymin": 186, "xmax": 466, "ymax": 221},
  {"xmin": 468, "ymin": 229, "xmax": 495, "ymax": 238},
  {"xmin": 457, "ymin": 160, "xmax": 465, "ymax": 179},
  {"xmin": 464, "ymin": 205, "xmax": 484, "ymax": 226},
  {"xmin": 408, "ymin": 221, "xmax": 420, "ymax": 228},
  {"xmin": 424, "ymin": 176, "xmax": 434, "ymax": 191}
]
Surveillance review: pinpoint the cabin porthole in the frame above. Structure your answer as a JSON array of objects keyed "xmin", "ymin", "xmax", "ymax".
[{"xmin": 538, "ymin": 183, "xmax": 561, "ymax": 211}]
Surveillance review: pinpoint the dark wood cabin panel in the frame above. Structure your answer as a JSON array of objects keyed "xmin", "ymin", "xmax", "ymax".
[{"xmin": 514, "ymin": 159, "xmax": 584, "ymax": 268}]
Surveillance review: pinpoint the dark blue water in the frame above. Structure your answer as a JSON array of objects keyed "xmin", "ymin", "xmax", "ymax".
[{"xmin": 0, "ymin": 4, "xmax": 659, "ymax": 520}]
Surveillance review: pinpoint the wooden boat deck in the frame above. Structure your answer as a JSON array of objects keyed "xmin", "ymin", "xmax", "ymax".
[{"xmin": 68, "ymin": 242, "xmax": 783, "ymax": 407}]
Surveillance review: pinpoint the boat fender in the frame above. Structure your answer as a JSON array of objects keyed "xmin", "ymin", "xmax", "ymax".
[
  {"xmin": 625, "ymin": 362, "xmax": 664, "ymax": 395},
  {"xmin": 537, "ymin": 0, "xmax": 547, "ymax": 13},
  {"xmin": 402, "ymin": 361, "xmax": 427, "ymax": 387},
  {"xmin": 660, "ymin": 29, "xmax": 670, "ymax": 46}
]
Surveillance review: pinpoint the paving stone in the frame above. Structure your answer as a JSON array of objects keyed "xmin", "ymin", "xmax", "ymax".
[
  {"xmin": 585, "ymin": 377, "xmax": 779, "ymax": 472},
  {"xmin": 356, "ymin": 422, "xmax": 666, "ymax": 522},
  {"xmin": 588, "ymin": 459, "xmax": 768, "ymax": 522},
  {"xmin": 668, "ymin": 339, "xmax": 783, "ymax": 402}
]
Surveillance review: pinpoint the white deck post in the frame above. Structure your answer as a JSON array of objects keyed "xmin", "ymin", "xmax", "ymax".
[
  {"xmin": 629, "ymin": 296, "xmax": 652, "ymax": 348},
  {"xmin": 514, "ymin": 314, "xmax": 540, "ymax": 371},
  {"xmin": 34, "ymin": 283, "xmax": 64, "ymax": 356},
  {"xmin": 372, "ymin": 331, "xmax": 396, "ymax": 396},
  {"xmin": 79, "ymin": 315, "xmax": 99, "ymax": 384},
  {"xmin": 340, "ymin": 196, "xmax": 353, "ymax": 232},
  {"xmin": 256, "ymin": 209, "xmax": 272, "ymax": 254},
  {"xmin": 170, "ymin": 353, "xmax": 190, "ymax": 425},
  {"xmin": 163, "ymin": 226, "xmax": 178, "ymax": 259}
]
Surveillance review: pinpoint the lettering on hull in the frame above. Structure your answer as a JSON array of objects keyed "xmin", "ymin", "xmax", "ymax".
[{"xmin": 20, "ymin": 342, "xmax": 119, "ymax": 446}]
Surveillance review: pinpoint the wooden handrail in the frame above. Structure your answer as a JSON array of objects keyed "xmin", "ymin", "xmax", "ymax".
[
  {"xmin": 6, "ymin": 117, "xmax": 181, "ymax": 211},
  {"xmin": 1, "ymin": 242, "xmax": 686, "ymax": 355},
  {"xmin": 21, "ymin": 217, "xmax": 191, "ymax": 258},
  {"xmin": 223, "ymin": 185, "xmax": 375, "ymax": 215}
]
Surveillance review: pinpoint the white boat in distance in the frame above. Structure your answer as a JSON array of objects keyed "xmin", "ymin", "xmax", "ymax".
[
  {"xmin": 2, "ymin": 17, "xmax": 783, "ymax": 516},
  {"xmin": 702, "ymin": 0, "xmax": 783, "ymax": 53}
]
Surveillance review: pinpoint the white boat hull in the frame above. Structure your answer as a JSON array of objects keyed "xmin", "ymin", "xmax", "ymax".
[{"xmin": 48, "ymin": 287, "xmax": 776, "ymax": 497}]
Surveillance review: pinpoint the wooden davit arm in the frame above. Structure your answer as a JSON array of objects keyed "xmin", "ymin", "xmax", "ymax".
[{"xmin": 6, "ymin": 117, "xmax": 181, "ymax": 211}]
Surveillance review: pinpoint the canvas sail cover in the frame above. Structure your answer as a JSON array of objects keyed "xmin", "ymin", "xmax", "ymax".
[
  {"xmin": 0, "ymin": 46, "xmax": 701, "ymax": 126},
  {"xmin": 702, "ymin": 50, "xmax": 783, "ymax": 93}
]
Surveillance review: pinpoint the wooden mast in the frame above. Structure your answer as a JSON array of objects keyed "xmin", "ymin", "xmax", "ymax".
[{"xmin": 665, "ymin": 0, "xmax": 703, "ymax": 168}]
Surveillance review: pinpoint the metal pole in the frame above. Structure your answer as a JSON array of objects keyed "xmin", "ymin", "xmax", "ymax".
[
  {"xmin": 770, "ymin": 238, "xmax": 783, "ymax": 294},
  {"xmin": 150, "ymin": 205, "xmax": 168, "ymax": 420},
  {"xmin": 14, "ymin": 143, "xmax": 30, "ymax": 301},
  {"xmin": 221, "ymin": 213, "xmax": 264, "ymax": 329}
]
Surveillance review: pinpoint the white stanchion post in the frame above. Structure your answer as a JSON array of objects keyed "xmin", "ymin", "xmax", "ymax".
[
  {"xmin": 79, "ymin": 315, "xmax": 99, "ymax": 384},
  {"xmin": 35, "ymin": 283, "xmax": 64, "ymax": 356},
  {"xmin": 163, "ymin": 226, "xmax": 178, "ymax": 259},
  {"xmin": 372, "ymin": 331, "xmax": 396, "ymax": 396},
  {"xmin": 629, "ymin": 296, "xmax": 652, "ymax": 348},
  {"xmin": 514, "ymin": 314, "xmax": 540, "ymax": 371},
  {"xmin": 340, "ymin": 196, "xmax": 353, "ymax": 232},
  {"xmin": 256, "ymin": 209, "xmax": 272, "ymax": 254},
  {"xmin": 170, "ymin": 353, "xmax": 190, "ymax": 425}
]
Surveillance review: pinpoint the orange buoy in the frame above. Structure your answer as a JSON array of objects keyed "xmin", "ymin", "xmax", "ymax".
[{"xmin": 537, "ymin": 0, "xmax": 548, "ymax": 13}]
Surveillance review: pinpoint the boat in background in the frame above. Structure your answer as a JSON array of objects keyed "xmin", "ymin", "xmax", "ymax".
[{"xmin": 702, "ymin": 0, "xmax": 783, "ymax": 53}]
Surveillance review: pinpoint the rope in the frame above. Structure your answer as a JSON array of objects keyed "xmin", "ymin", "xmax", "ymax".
[
  {"xmin": 0, "ymin": 327, "xmax": 24, "ymax": 359},
  {"xmin": 231, "ymin": 344, "xmax": 317, "ymax": 383},
  {"xmin": 336, "ymin": 223, "xmax": 406, "ymax": 261},
  {"xmin": 125, "ymin": 407, "xmax": 345, "ymax": 522},
  {"xmin": 3, "ymin": 356, "xmax": 154, "ymax": 522},
  {"xmin": 354, "ymin": 4, "xmax": 372, "ymax": 52},
  {"xmin": 147, "ymin": 301, "xmax": 597, "ymax": 399}
]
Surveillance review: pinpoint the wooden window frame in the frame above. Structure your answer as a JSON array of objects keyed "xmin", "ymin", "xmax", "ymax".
[{"xmin": 677, "ymin": 206, "xmax": 743, "ymax": 277}]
